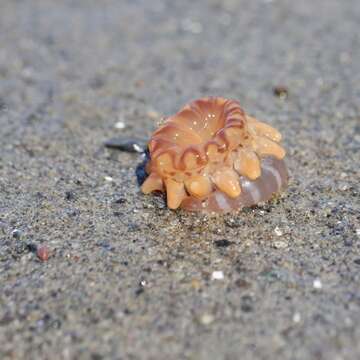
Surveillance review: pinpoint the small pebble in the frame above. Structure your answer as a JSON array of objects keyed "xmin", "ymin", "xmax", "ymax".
[
  {"xmin": 191, "ymin": 279, "xmax": 201, "ymax": 290},
  {"xmin": 313, "ymin": 278, "xmax": 322, "ymax": 289},
  {"xmin": 273, "ymin": 240, "xmax": 287, "ymax": 249},
  {"xmin": 104, "ymin": 176, "xmax": 114, "ymax": 182},
  {"xmin": 37, "ymin": 246, "xmax": 50, "ymax": 261},
  {"xmin": 274, "ymin": 226, "xmax": 283, "ymax": 236},
  {"xmin": 0, "ymin": 99, "xmax": 7, "ymax": 111},
  {"xmin": 132, "ymin": 144, "xmax": 143, "ymax": 153},
  {"xmin": 199, "ymin": 313, "xmax": 214, "ymax": 325},
  {"xmin": 344, "ymin": 238, "xmax": 353, "ymax": 247},
  {"xmin": 89, "ymin": 76, "xmax": 105, "ymax": 89},
  {"xmin": 27, "ymin": 243, "xmax": 38, "ymax": 252},
  {"xmin": 339, "ymin": 183, "xmax": 348, "ymax": 191},
  {"xmin": 135, "ymin": 79, "xmax": 145, "ymax": 88},
  {"xmin": 211, "ymin": 271, "xmax": 224, "ymax": 280},
  {"xmin": 0, "ymin": 221, "xmax": 6, "ymax": 234},
  {"xmin": 240, "ymin": 295, "xmax": 254, "ymax": 312},
  {"xmin": 293, "ymin": 312, "xmax": 301, "ymax": 323},
  {"xmin": 214, "ymin": 239, "xmax": 233, "ymax": 248},
  {"xmin": 14, "ymin": 241, "xmax": 28, "ymax": 254},
  {"xmin": 104, "ymin": 137, "xmax": 146, "ymax": 153},
  {"xmin": 135, "ymin": 287, "xmax": 144, "ymax": 296},
  {"xmin": 235, "ymin": 279, "xmax": 251, "ymax": 289},
  {"xmin": 356, "ymin": 228, "xmax": 360, "ymax": 237},
  {"xmin": 273, "ymin": 85, "xmax": 289, "ymax": 99},
  {"xmin": 113, "ymin": 197, "xmax": 126, "ymax": 204},
  {"xmin": 114, "ymin": 121, "xmax": 126, "ymax": 129},
  {"xmin": 12, "ymin": 229, "xmax": 22, "ymax": 239},
  {"xmin": 147, "ymin": 110, "xmax": 160, "ymax": 119},
  {"xmin": 65, "ymin": 191, "xmax": 75, "ymax": 201}
]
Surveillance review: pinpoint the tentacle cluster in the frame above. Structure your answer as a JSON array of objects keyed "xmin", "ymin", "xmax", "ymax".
[{"xmin": 141, "ymin": 97, "xmax": 286, "ymax": 211}]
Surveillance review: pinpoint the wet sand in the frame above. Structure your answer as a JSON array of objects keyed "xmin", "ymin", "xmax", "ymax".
[{"xmin": 0, "ymin": 0, "xmax": 360, "ymax": 359}]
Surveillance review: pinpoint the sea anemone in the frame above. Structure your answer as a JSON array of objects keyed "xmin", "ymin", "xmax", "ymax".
[{"xmin": 141, "ymin": 97, "xmax": 288, "ymax": 212}]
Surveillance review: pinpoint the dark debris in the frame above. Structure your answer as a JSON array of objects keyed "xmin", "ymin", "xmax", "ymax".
[{"xmin": 104, "ymin": 137, "xmax": 146, "ymax": 153}]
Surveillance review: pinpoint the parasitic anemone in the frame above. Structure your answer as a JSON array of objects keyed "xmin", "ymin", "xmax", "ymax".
[{"xmin": 141, "ymin": 97, "xmax": 288, "ymax": 212}]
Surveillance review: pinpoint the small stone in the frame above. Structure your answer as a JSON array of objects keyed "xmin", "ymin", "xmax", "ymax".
[
  {"xmin": 65, "ymin": 191, "xmax": 75, "ymax": 201},
  {"xmin": 274, "ymin": 226, "xmax": 283, "ymax": 236},
  {"xmin": 313, "ymin": 278, "xmax": 322, "ymax": 289},
  {"xmin": 339, "ymin": 183, "xmax": 349, "ymax": 191},
  {"xmin": 135, "ymin": 287, "xmax": 144, "ymax": 296},
  {"xmin": 113, "ymin": 197, "xmax": 126, "ymax": 204},
  {"xmin": 27, "ymin": 243, "xmax": 38, "ymax": 252},
  {"xmin": 89, "ymin": 76, "xmax": 105, "ymax": 89},
  {"xmin": 240, "ymin": 295, "xmax": 254, "ymax": 312},
  {"xmin": 356, "ymin": 229, "xmax": 360, "ymax": 237},
  {"xmin": 199, "ymin": 313, "xmax": 214, "ymax": 325},
  {"xmin": 104, "ymin": 137, "xmax": 146, "ymax": 153},
  {"xmin": 147, "ymin": 110, "xmax": 160, "ymax": 119},
  {"xmin": 211, "ymin": 271, "xmax": 224, "ymax": 280},
  {"xmin": 114, "ymin": 121, "xmax": 126, "ymax": 129},
  {"xmin": 344, "ymin": 238, "xmax": 353, "ymax": 247},
  {"xmin": 293, "ymin": 312, "xmax": 301, "ymax": 323},
  {"xmin": 0, "ymin": 99, "xmax": 7, "ymax": 112},
  {"xmin": 12, "ymin": 229, "xmax": 22, "ymax": 239},
  {"xmin": 37, "ymin": 246, "xmax": 50, "ymax": 261},
  {"xmin": 0, "ymin": 221, "xmax": 6, "ymax": 234},
  {"xmin": 132, "ymin": 144, "xmax": 143, "ymax": 153},
  {"xmin": 135, "ymin": 79, "xmax": 145, "ymax": 88},
  {"xmin": 104, "ymin": 176, "xmax": 114, "ymax": 182},
  {"xmin": 14, "ymin": 241, "xmax": 28, "ymax": 254},
  {"xmin": 214, "ymin": 239, "xmax": 233, "ymax": 248},
  {"xmin": 191, "ymin": 279, "xmax": 201, "ymax": 290},
  {"xmin": 273, "ymin": 241, "xmax": 287, "ymax": 249},
  {"xmin": 273, "ymin": 85, "xmax": 289, "ymax": 99},
  {"xmin": 91, "ymin": 353, "xmax": 103, "ymax": 360},
  {"xmin": 235, "ymin": 279, "xmax": 251, "ymax": 289}
]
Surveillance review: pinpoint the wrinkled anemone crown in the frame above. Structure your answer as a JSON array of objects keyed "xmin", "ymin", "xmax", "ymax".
[
  {"xmin": 142, "ymin": 97, "xmax": 287, "ymax": 211},
  {"xmin": 148, "ymin": 97, "xmax": 247, "ymax": 171}
]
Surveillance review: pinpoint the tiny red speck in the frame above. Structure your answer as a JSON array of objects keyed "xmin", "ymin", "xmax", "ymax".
[{"xmin": 37, "ymin": 246, "xmax": 50, "ymax": 261}]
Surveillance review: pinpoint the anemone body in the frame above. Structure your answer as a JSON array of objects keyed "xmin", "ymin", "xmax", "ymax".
[{"xmin": 141, "ymin": 97, "xmax": 288, "ymax": 212}]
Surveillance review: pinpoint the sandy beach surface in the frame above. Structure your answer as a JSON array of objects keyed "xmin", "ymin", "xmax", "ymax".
[{"xmin": 1, "ymin": 0, "xmax": 359, "ymax": 359}]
